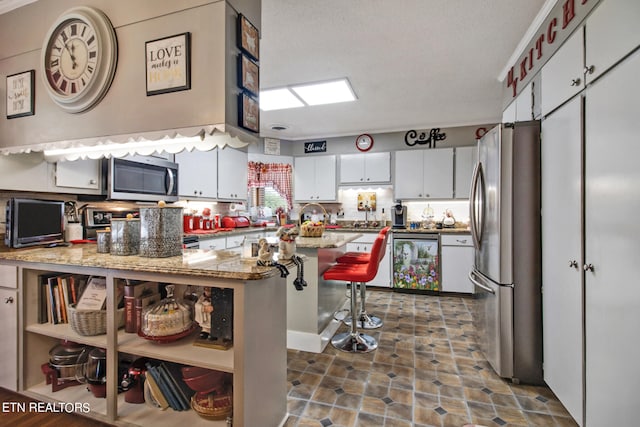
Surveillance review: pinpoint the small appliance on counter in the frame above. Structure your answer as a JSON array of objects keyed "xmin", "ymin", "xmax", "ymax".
[
  {"xmin": 392, "ymin": 201, "xmax": 407, "ymax": 229},
  {"xmin": 83, "ymin": 206, "xmax": 139, "ymax": 240},
  {"xmin": 221, "ymin": 215, "xmax": 250, "ymax": 228}
]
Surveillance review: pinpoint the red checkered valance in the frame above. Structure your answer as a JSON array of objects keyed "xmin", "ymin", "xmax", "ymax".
[{"xmin": 247, "ymin": 161, "xmax": 292, "ymax": 209}]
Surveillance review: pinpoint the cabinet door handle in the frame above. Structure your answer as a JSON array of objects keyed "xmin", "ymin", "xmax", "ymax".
[
  {"xmin": 570, "ymin": 78, "xmax": 581, "ymax": 86},
  {"xmin": 583, "ymin": 263, "xmax": 595, "ymax": 272},
  {"xmin": 89, "ymin": 179, "xmax": 97, "ymax": 185},
  {"xmin": 456, "ymin": 239, "xmax": 468, "ymax": 244},
  {"xmin": 569, "ymin": 260, "xmax": 579, "ymax": 269},
  {"xmin": 584, "ymin": 65, "xmax": 595, "ymax": 75},
  {"xmin": 4, "ymin": 297, "xmax": 14, "ymax": 304}
]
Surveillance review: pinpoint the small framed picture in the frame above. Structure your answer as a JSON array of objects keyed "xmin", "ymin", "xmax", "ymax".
[
  {"xmin": 145, "ymin": 32, "xmax": 191, "ymax": 96},
  {"xmin": 237, "ymin": 14, "xmax": 259, "ymax": 61},
  {"xmin": 6, "ymin": 70, "xmax": 35, "ymax": 119},
  {"xmin": 238, "ymin": 54, "xmax": 259, "ymax": 96},
  {"xmin": 238, "ymin": 92, "xmax": 259, "ymax": 133}
]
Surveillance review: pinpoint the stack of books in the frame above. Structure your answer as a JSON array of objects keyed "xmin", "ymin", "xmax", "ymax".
[{"xmin": 144, "ymin": 361, "xmax": 195, "ymax": 411}]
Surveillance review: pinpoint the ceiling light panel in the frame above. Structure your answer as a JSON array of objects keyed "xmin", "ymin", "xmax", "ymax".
[
  {"xmin": 259, "ymin": 88, "xmax": 304, "ymax": 111},
  {"xmin": 291, "ymin": 78, "xmax": 356, "ymax": 106}
]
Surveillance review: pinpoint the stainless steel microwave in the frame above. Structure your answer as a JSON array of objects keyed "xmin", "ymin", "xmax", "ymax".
[{"xmin": 108, "ymin": 156, "xmax": 179, "ymax": 202}]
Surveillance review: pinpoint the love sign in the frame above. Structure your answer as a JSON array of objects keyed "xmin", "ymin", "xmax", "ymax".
[{"xmin": 145, "ymin": 32, "xmax": 191, "ymax": 96}]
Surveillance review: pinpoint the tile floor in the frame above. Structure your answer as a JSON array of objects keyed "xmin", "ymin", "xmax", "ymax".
[{"xmin": 285, "ymin": 290, "xmax": 577, "ymax": 427}]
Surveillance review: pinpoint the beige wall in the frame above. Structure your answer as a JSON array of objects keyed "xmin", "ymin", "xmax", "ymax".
[{"xmin": 0, "ymin": 0, "xmax": 261, "ymax": 149}]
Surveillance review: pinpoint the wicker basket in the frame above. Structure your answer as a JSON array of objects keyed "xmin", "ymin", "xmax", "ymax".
[
  {"xmin": 299, "ymin": 203, "xmax": 327, "ymax": 237},
  {"xmin": 191, "ymin": 391, "xmax": 233, "ymax": 420},
  {"xmin": 68, "ymin": 305, "xmax": 125, "ymax": 336}
]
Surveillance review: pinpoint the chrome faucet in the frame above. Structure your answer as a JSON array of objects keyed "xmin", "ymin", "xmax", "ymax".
[{"xmin": 364, "ymin": 205, "xmax": 370, "ymax": 227}]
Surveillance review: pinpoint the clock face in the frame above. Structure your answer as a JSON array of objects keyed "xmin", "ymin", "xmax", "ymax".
[
  {"xmin": 44, "ymin": 19, "xmax": 99, "ymax": 97},
  {"xmin": 41, "ymin": 7, "xmax": 117, "ymax": 113},
  {"xmin": 356, "ymin": 134, "xmax": 374, "ymax": 152}
]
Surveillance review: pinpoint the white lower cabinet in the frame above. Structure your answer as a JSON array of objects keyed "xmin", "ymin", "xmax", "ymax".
[
  {"xmin": 440, "ymin": 234, "xmax": 473, "ymax": 293},
  {"xmin": 199, "ymin": 237, "xmax": 226, "ymax": 250},
  {"xmin": 344, "ymin": 234, "xmax": 390, "ymax": 287},
  {"xmin": 0, "ymin": 264, "xmax": 18, "ymax": 391}
]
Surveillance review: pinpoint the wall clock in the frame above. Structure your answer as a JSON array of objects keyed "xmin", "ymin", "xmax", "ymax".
[
  {"xmin": 355, "ymin": 133, "xmax": 374, "ymax": 152},
  {"xmin": 41, "ymin": 6, "xmax": 118, "ymax": 113}
]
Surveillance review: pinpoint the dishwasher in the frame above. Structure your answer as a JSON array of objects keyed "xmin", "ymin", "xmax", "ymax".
[{"xmin": 392, "ymin": 233, "xmax": 440, "ymax": 292}]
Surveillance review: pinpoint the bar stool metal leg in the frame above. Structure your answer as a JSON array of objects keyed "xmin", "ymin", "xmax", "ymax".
[
  {"xmin": 331, "ymin": 282, "xmax": 378, "ymax": 353},
  {"xmin": 342, "ymin": 282, "xmax": 383, "ymax": 329}
]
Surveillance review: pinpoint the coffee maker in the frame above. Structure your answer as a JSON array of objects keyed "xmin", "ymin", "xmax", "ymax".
[{"xmin": 392, "ymin": 201, "xmax": 407, "ymax": 229}]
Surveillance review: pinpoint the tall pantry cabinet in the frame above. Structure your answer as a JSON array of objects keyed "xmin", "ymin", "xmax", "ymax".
[{"xmin": 540, "ymin": 1, "xmax": 640, "ymax": 426}]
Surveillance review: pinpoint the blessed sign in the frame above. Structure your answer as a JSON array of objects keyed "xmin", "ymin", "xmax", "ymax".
[
  {"xmin": 304, "ymin": 141, "xmax": 327, "ymax": 153},
  {"xmin": 146, "ymin": 32, "xmax": 191, "ymax": 96}
]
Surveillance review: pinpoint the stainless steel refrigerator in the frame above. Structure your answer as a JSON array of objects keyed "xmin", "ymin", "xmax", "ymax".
[{"xmin": 468, "ymin": 121, "xmax": 543, "ymax": 385}]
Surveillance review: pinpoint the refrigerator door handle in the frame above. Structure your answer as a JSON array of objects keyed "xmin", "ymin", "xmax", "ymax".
[
  {"xmin": 469, "ymin": 162, "xmax": 485, "ymax": 249},
  {"xmin": 468, "ymin": 270, "xmax": 495, "ymax": 294}
]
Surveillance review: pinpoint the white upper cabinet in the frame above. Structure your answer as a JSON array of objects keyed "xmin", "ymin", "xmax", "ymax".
[
  {"xmin": 502, "ymin": 101, "xmax": 516, "ymax": 123},
  {"xmin": 584, "ymin": 0, "xmax": 640, "ymax": 83},
  {"xmin": 515, "ymin": 82, "xmax": 533, "ymax": 122},
  {"xmin": 0, "ymin": 153, "xmax": 50, "ymax": 192},
  {"xmin": 51, "ymin": 159, "xmax": 103, "ymax": 194},
  {"xmin": 175, "ymin": 149, "xmax": 218, "ymax": 199},
  {"xmin": 339, "ymin": 152, "xmax": 390, "ymax": 184},
  {"xmin": 176, "ymin": 147, "xmax": 246, "ymax": 201},
  {"xmin": 541, "ymin": 28, "xmax": 585, "ymax": 116},
  {"xmin": 217, "ymin": 148, "xmax": 248, "ymax": 201},
  {"xmin": 294, "ymin": 155, "xmax": 336, "ymax": 201},
  {"xmin": 454, "ymin": 146, "xmax": 476, "ymax": 199},
  {"xmin": 395, "ymin": 148, "xmax": 453, "ymax": 200}
]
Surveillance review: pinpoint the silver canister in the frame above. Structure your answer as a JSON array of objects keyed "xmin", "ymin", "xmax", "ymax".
[
  {"xmin": 96, "ymin": 230, "xmax": 111, "ymax": 253},
  {"xmin": 110, "ymin": 218, "xmax": 140, "ymax": 256},
  {"xmin": 139, "ymin": 206, "xmax": 183, "ymax": 257}
]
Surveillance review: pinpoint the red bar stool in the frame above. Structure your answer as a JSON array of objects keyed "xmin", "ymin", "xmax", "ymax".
[
  {"xmin": 323, "ymin": 234, "xmax": 386, "ymax": 352},
  {"xmin": 335, "ymin": 226, "xmax": 390, "ymax": 329}
]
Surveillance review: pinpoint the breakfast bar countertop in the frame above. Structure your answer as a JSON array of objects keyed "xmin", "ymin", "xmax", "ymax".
[{"xmin": 0, "ymin": 244, "xmax": 300, "ymax": 281}]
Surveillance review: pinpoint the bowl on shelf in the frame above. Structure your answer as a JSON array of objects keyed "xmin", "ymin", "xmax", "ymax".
[{"xmin": 181, "ymin": 368, "xmax": 231, "ymax": 394}]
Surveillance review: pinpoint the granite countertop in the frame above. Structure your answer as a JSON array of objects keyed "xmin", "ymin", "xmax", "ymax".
[
  {"xmin": 295, "ymin": 232, "xmax": 362, "ymax": 249},
  {"xmin": 0, "ymin": 245, "xmax": 300, "ymax": 281},
  {"xmin": 391, "ymin": 227, "xmax": 471, "ymax": 234}
]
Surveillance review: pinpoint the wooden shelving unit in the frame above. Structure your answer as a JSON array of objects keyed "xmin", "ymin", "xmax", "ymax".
[{"xmin": 17, "ymin": 263, "xmax": 287, "ymax": 427}]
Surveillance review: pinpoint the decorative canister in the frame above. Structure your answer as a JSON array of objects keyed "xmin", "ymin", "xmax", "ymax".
[
  {"xmin": 110, "ymin": 218, "xmax": 140, "ymax": 256},
  {"xmin": 139, "ymin": 205, "xmax": 183, "ymax": 258},
  {"xmin": 96, "ymin": 229, "xmax": 111, "ymax": 253}
]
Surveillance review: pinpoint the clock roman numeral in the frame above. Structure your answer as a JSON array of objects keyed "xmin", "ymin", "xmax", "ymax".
[
  {"xmin": 89, "ymin": 50, "xmax": 97, "ymax": 60},
  {"xmin": 50, "ymin": 58, "xmax": 59, "ymax": 68},
  {"xmin": 81, "ymin": 25, "xmax": 87, "ymax": 37},
  {"xmin": 52, "ymin": 70, "xmax": 61, "ymax": 83},
  {"xmin": 59, "ymin": 78, "xmax": 68, "ymax": 92},
  {"xmin": 70, "ymin": 24, "xmax": 77, "ymax": 36},
  {"xmin": 87, "ymin": 65, "xmax": 94, "ymax": 74},
  {"xmin": 60, "ymin": 31, "xmax": 68, "ymax": 43},
  {"xmin": 86, "ymin": 35, "xmax": 95, "ymax": 46},
  {"xmin": 71, "ymin": 82, "xmax": 77, "ymax": 94}
]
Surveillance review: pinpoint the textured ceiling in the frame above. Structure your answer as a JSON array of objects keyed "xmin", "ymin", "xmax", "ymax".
[{"xmin": 260, "ymin": 0, "xmax": 547, "ymax": 140}]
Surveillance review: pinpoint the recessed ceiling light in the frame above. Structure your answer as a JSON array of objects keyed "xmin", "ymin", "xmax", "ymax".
[
  {"xmin": 291, "ymin": 78, "xmax": 356, "ymax": 106},
  {"xmin": 259, "ymin": 88, "xmax": 304, "ymax": 111}
]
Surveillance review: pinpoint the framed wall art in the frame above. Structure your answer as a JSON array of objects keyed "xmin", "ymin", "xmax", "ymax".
[
  {"xmin": 238, "ymin": 54, "xmax": 259, "ymax": 97},
  {"xmin": 145, "ymin": 32, "xmax": 191, "ymax": 96},
  {"xmin": 6, "ymin": 70, "xmax": 35, "ymax": 119},
  {"xmin": 238, "ymin": 92, "xmax": 259, "ymax": 133},
  {"xmin": 237, "ymin": 14, "xmax": 259, "ymax": 61}
]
